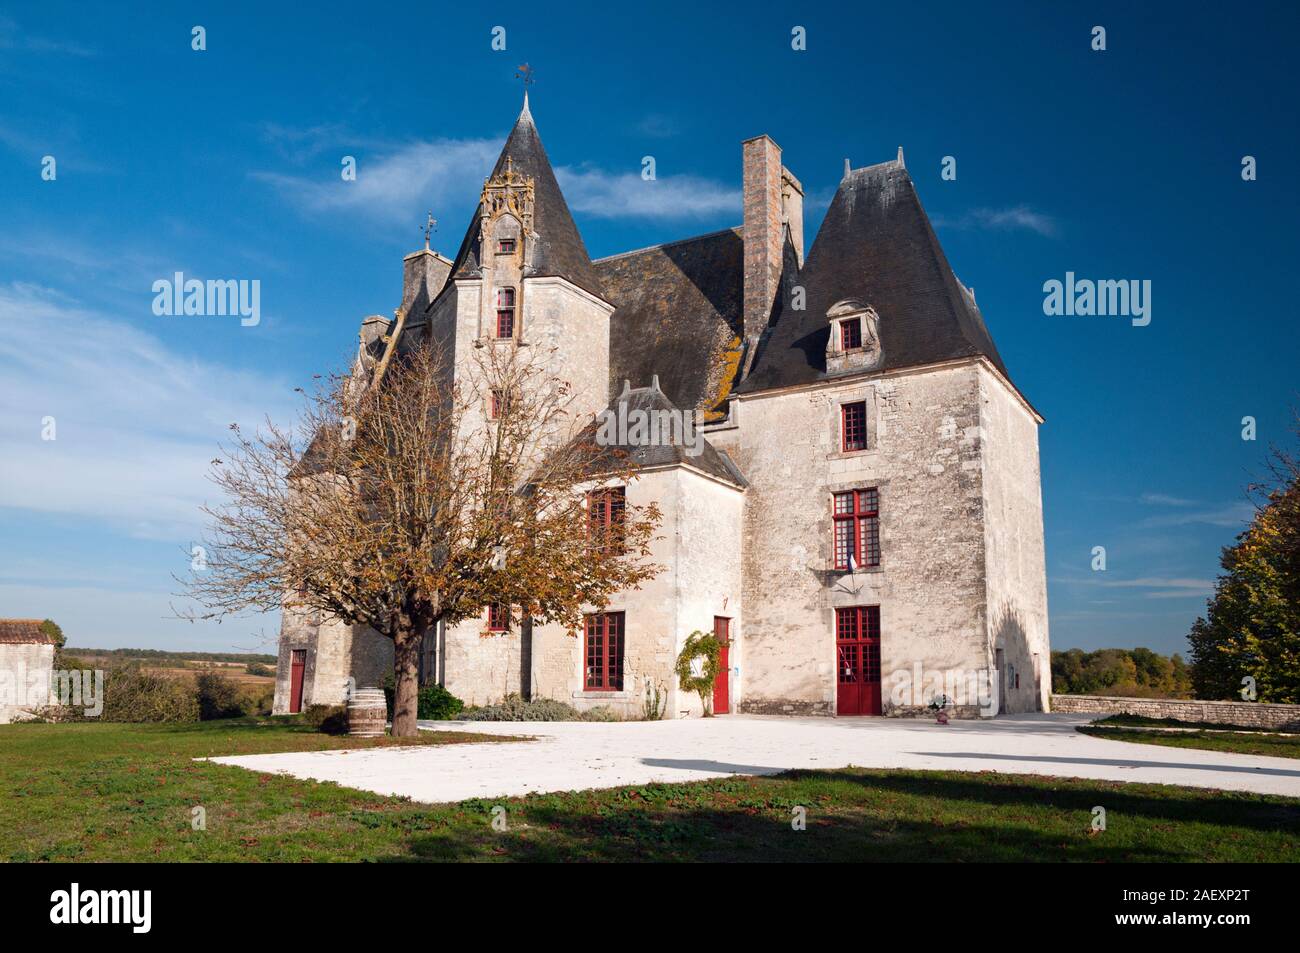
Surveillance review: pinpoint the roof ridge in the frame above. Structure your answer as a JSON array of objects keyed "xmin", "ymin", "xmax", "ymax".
[{"xmin": 593, "ymin": 227, "xmax": 742, "ymax": 264}]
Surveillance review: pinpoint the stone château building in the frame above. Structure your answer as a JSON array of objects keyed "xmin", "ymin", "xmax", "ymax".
[{"xmin": 273, "ymin": 95, "xmax": 1050, "ymax": 719}]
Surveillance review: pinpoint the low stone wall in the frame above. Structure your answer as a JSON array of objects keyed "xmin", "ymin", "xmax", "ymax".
[{"xmin": 1050, "ymin": 694, "xmax": 1300, "ymax": 731}]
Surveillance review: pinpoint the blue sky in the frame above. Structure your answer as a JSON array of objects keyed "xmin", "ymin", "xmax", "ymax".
[{"xmin": 1, "ymin": 1, "xmax": 1297, "ymax": 657}]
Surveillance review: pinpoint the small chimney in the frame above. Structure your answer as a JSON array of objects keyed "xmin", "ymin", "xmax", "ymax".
[{"xmin": 401, "ymin": 248, "xmax": 452, "ymax": 320}]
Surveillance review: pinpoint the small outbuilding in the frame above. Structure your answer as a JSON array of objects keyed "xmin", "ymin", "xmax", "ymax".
[{"xmin": 0, "ymin": 619, "xmax": 56, "ymax": 724}]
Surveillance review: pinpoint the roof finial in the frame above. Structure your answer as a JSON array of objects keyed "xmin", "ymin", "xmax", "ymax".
[
  {"xmin": 843, "ymin": 157, "xmax": 851, "ymax": 179},
  {"xmin": 650, "ymin": 374, "xmax": 660, "ymax": 392},
  {"xmin": 896, "ymin": 146, "xmax": 905, "ymax": 168},
  {"xmin": 515, "ymin": 63, "xmax": 535, "ymax": 120},
  {"xmin": 423, "ymin": 211, "xmax": 437, "ymax": 251}
]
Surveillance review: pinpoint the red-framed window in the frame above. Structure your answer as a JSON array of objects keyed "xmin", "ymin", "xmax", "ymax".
[
  {"xmin": 497, "ymin": 238, "xmax": 516, "ymax": 254},
  {"xmin": 833, "ymin": 488, "xmax": 880, "ymax": 570},
  {"xmin": 713, "ymin": 616, "xmax": 730, "ymax": 644},
  {"xmin": 587, "ymin": 486, "xmax": 626, "ymax": 551},
  {"xmin": 840, "ymin": 318, "xmax": 861, "ymax": 350},
  {"xmin": 836, "ymin": 605, "xmax": 881, "ymax": 641},
  {"xmin": 488, "ymin": 603, "xmax": 510, "ymax": 631},
  {"xmin": 489, "ymin": 388, "xmax": 510, "ymax": 420},
  {"xmin": 841, "ymin": 400, "xmax": 867, "ymax": 452},
  {"xmin": 584, "ymin": 611, "xmax": 624, "ymax": 691},
  {"xmin": 495, "ymin": 288, "xmax": 516, "ymax": 338}
]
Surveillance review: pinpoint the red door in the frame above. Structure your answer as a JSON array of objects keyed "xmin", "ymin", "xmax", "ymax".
[
  {"xmin": 836, "ymin": 607, "xmax": 881, "ymax": 715},
  {"xmin": 712, "ymin": 617, "xmax": 730, "ymax": 714},
  {"xmin": 289, "ymin": 649, "xmax": 306, "ymax": 714}
]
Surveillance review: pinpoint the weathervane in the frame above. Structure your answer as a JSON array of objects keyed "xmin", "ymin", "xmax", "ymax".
[
  {"xmin": 423, "ymin": 211, "xmax": 437, "ymax": 250},
  {"xmin": 515, "ymin": 62, "xmax": 535, "ymax": 88}
]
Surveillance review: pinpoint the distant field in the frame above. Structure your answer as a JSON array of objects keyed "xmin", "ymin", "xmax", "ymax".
[
  {"xmin": 145, "ymin": 664, "xmax": 275, "ymax": 687},
  {"xmin": 63, "ymin": 649, "xmax": 277, "ymax": 685},
  {"xmin": 64, "ymin": 647, "xmax": 277, "ymax": 665}
]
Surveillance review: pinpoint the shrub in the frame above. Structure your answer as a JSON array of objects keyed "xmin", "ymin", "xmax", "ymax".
[
  {"xmin": 416, "ymin": 684, "xmax": 464, "ymax": 720},
  {"xmin": 238, "ymin": 684, "xmax": 274, "ymax": 717},
  {"xmin": 457, "ymin": 693, "xmax": 617, "ymax": 722},
  {"xmin": 100, "ymin": 665, "xmax": 199, "ymax": 723},
  {"xmin": 303, "ymin": 704, "xmax": 348, "ymax": 734},
  {"xmin": 245, "ymin": 662, "xmax": 274, "ymax": 678},
  {"xmin": 380, "ymin": 677, "xmax": 464, "ymax": 721},
  {"xmin": 195, "ymin": 672, "xmax": 244, "ymax": 720}
]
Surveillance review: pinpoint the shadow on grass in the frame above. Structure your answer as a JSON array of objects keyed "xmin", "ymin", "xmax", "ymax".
[
  {"xmin": 813, "ymin": 769, "xmax": 1300, "ymax": 834},
  {"xmin": 909, "ymin": 749, "xmax": 1300, "ymax": 779},
  {"xmin": 372, "ymin": 768, "xmax": 1297, "ymax": 863}
]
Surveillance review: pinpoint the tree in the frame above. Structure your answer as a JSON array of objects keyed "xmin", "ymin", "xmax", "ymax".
[
  {"xmin": 184, "ymin": 337, "xmax": 662, "ymax": 735},
  {"xmin": 1188, "ymin": 422, "xmax": 1300, "ymax": 703},
  {"xmin": 39, "ymin": 619, "xmax": 65, "ymax": 650}
]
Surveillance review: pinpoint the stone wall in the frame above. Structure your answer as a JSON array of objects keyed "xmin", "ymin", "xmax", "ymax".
[
  {"xmin": 273, "ymin": 608, "xmax": 393, "ymax": 714},
  {"xmin": 730, "ymin": 361, "xmax": 994, "ymax": 716},
  {"xmin": 527, "ymin": 465, "xmax": 744, "ymax": 719},
  {"xmin": 1050, "ymin": 694, "xmax": 1300, "ymax": 731},
  {"xmin": 0, "ymin": 642, "xmax": 55, "ymax": 724},
  {"xmin": 977, "ymin": 364, "xmax": 1051, "ymax": 714}
]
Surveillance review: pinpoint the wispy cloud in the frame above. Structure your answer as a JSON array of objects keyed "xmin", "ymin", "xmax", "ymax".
[
  {"xmin": 257, "ymin": 121, "xmax": 375, "ymax": 163},
  {"xmin": 252, "ymin": 136, "xmax": 502, "ymax": 221},
  {"xmin": 0, "ymin": 15, "xmax": 97, "ymax": 57},
  {"xmin": 556, "ymin": 165, "xmax": 739, "ymax": 220},
  {"xmin": 933, "ymin": 205, "xmax": 1058, "ymax": 237},
  {"xmin": 1137, "ymin": 502, "xmax": 1254, "ymax": 529},
  {"xmin": 0, "ymin": 282, "xmax": 296, "ymax": 541},
  {"xmin": 1054, "ymin": 573, "xmax": 1215, "ymax": 601},
  {"xmin": 632, "ymin": 114, "xmax": 682, "ymax": 138},
  {"xmin": 255, "ymin": 132, "xmax": 741, "ymax": 224},
  {"xmin": 1139, "ymin": 492, "xmax": 1197, "ymax": 507}
]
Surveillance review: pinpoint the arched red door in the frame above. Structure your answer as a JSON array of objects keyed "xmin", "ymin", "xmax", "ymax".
[{"xmin": 836, "ymin": 606, "xmax": 881, "ymax": 715}]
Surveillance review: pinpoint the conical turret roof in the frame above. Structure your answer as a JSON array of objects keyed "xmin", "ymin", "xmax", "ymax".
[{"xmin": 448, "ymin": 96, "xmax": 606, "ymax": 300}]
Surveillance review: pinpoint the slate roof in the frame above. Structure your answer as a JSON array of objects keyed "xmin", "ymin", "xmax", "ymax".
[
  {"xmin": 0, "ymin": 619, "xmax": 55, "ymax": 644},
  {"xmin": 447, "ymin": 96, "xmax": 606, "ymax": 302},
  {"xmin": 737, "ymin": 159, "xmax": 1012, "ymax": 395},
  {"xmin": 595, "ymin": 228, "xmax": 744, "ymax": 419},
  {"xmin": 568, "ymin": 383, "xmax": 747, "ymax": 489}
]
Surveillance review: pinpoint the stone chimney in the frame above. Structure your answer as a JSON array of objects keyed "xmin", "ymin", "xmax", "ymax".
[
  {"xmin": 782, "ymin": 167, "xmax": 804, "ymax": 268},
  {"xmin": 400, "ymin": 247, "xmax": 452, "ymax": 320},
  {"xmin": 742, "ymin": 135, "xmax": 803, "ymax": 358}
]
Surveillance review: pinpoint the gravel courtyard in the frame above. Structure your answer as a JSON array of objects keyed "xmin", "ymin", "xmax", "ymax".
[{"xmin": 207, "ymin": 713, "xmax": 1300, "ymax": 803}]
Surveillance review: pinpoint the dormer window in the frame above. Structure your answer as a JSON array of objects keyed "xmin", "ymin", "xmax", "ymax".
[
  {"xmin": 497, "ymin": 238, "xmax": 516, "ymax": 254},
  {"xmin": 840, "ymin": 318, "xmax": 862, "ymax": 350},
  {"xmin": 826, "ymin": 299, "xmax": 883, "ymax": 374},
  {"xmin": 495, "ymin": 288, "xmax": 516, "ymax": 338}
]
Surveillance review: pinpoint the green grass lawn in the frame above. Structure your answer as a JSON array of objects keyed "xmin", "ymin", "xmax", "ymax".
[
  {"xmin": 1080, "ymin": 724, "xmax": 1300, "ymax": 760},
  {"xmin": 3, "ymin": 718, "xmax": 1299, "ymax": 861}
]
